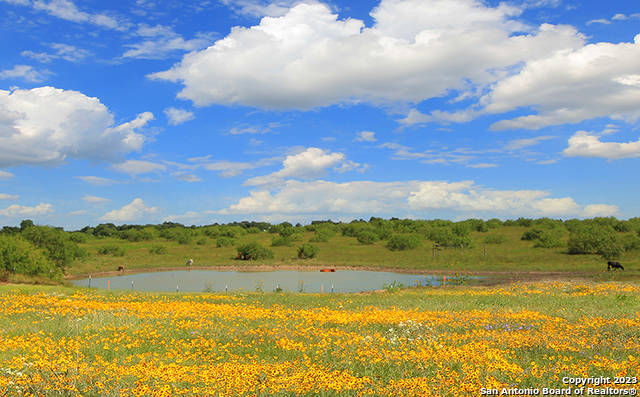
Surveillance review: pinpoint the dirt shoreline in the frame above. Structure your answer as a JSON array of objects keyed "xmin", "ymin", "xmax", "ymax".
[{"xmin": 65, "ymin": 264, "xmax": 601, "ymax": 285}]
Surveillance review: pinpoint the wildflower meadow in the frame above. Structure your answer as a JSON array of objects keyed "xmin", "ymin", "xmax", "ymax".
[{"xmin": 0, "ymin": 281, "xmax": 638, "ymax": 396}]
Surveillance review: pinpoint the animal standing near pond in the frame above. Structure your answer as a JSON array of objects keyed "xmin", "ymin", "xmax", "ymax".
[
  {"xmin": 607, "ymin": 261, "xmax": 624, "ymax": 271},
  {"xmin": 186, "ymin": 259, "xmax": 193, "ymax": 266},
  {"xmin": 118, "ymin": 266, "xmax": 125, "ymax": 272}
]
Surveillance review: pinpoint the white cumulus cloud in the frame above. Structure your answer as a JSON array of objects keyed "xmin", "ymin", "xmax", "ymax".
[
  {"xmin": 0, "ymin": 170, "xmax": 15, "ymax": 180},
  {"xmin": 503, "ymin": 135, "xmax": 556, "ymax": 150},
  {"xmin": 0, "ymin": 194, "xmax": 19, "ymax": 200},
  {"xmin": 486, "ymin": 36, "xmax": 640, "ymax": 130},
  {"xmin": 563, "ymin": 131, "xmax": 640, "ymax": 159},
  {"xmin": 98, "ymin": 198, "xmax": 159, "ymax": 223},
  {"xmin": 31, "ymin": 0, "xmax": 121, "ymax": 29},
  {"xmin": 0, "ymin": 65, "xmax": 50, "ymax": 83},
  {"xmin": 111, "ymin": 160, "xmax": 167, "ymax": 175},
  {"xmin": 81, "ymin": 195, "xmax": 111, "ymax": 205},
  {"xmin": 0, "ymin": 87, "xmax": 153, "ymax": 168},
  {"xmin": 123, "ymin": 24, "xmax": 215, "ymax": 59},
  {"xmin": 21, "ymin": 43, "xmax": 91, "ymax": 63},
  {"xmin": 354, "ymin": 131, "xmax": 377, "ymax": 142},
  {"xmin": 243, "ymin": 147, "xmax": 347, "ymax": 187},
  {"xmin": 164, "ymin": 107, "xmax": 195, "ymax": 126},
  {"xmin": 74, "ymin": 176, "xmax": 119, "ymax": 185},
  {"xmin": 162, "ymin": 211, "xmax": 202, "ymax": 224},
  {"xmin": 220, "ymin": 179, "xmax": 618, "ymax": 220},
  {"xmin": 0, "ymin": 203, "xmax": 54, "ymax": 217},
  {"xmin": 149, "ymin": 0, "xmax": 579, "ymax": 111}
]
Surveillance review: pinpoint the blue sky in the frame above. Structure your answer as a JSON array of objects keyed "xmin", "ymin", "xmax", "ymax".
[{"xmin": 0, "ymin": 0, "xmax": 639, "ymax": 230}]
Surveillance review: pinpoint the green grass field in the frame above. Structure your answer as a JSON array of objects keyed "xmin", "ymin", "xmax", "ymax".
[{"xmin": 67, "ymin": 226, "xmax": 639, "ymax": 281}]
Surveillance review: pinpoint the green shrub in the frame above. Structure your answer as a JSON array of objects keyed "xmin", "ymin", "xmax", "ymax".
[
  {"xmin": 386, "ymin": 234, "xmax": 422, "ymax": 251},
  {"xmin": 236, "ymin": 242, "xmax": 275, "ymax": 260},
  {"xmin": 148, "ymin": 244, "xmax": 168, "ymax": 255},
  {"xmin": 279, "ymin": 227, "xmax": 297, "ymax": 238},
  {"xmin": 622, "ymin": 234, "xmax": 640, "ymax": 251},
  {"xmin": 96, "ymin": 245, "xmax": 126, "ymax": 257},
  {"xmin": 309, "ymin": 228, "xmax": 335, "ymax": 243},
  {"xmin": 428, "ymin": 226, "xmax": 474, "ymax": 248},
  {"xmin": 176, "ymin": 234, "xmax": 193, "ymax": 245},
  {"xmin": 219, "ymin": 226, "xmax": 247, "ymax": 239},
  {"xmin": 68, "ymin": 232, "xmax": 90, "ymax": 244},
  {"xmin": 0, "ymin": 235, "xmax": 56, "ymax": 277},
  {"xmin": 246, "ymin": 227, "xmax": 262, "ymax": 234},
  {"xmin": 216, "ymin": 236, "xmax": 236, "ymax": 247},
  {"xmin": 356, "ymin": 231, "xmax": 379, "ymax": 245},
  {"xmin": 118, "ymin": 228, "xmax": 156, "ymax": 242},
  {"xmin": 196, "ymin": 237, "xmax": 208, "ymax": 246},
  {"xmin": 485, "ymin": 219, "xmax": 503, "ymax": 229},
  {"xmin": 567, "ymin": 225, "xmax": 623, "ymax": 260},
  {"xmin": 521, "ymin": 222, "xmax": 567, "ymax": 248},
  {"xmin": 297, "ymin": 243, "xmax": 320, "ymax": 259},
  {"xmin": 532, "ymin": 232, "xmax": 565, "ymax": 248},
  {"xmin": 93, "ymin": 223, "xmax": 118, "ymax": 237},
  {"xmin": 516, "ymin": 218, "xmax": 534, "ymax": 227},
  {"xmin": 22, "ymin": 225, "xmax": 86, "ymax": 271}
]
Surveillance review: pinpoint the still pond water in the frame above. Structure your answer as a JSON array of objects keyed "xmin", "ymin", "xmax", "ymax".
[{"xmin": 72, "ymin": 270, "xmax": 448, "ymax": 293}]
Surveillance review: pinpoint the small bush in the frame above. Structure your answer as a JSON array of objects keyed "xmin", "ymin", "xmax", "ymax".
[
  {"xmin": 236, "ymin": 242, "xmax": 275, "ymax": 260},
  {"xmin": 96, "ymin": 245, "xmax": 126, "ymax": 257},
  {"xmin": 521, "ymin": 223, "xmax": 567, "ymax": 249},
  {"xmin": 118, "ymin": 228, "xmax": 156, "ymax": 242},
  {"xmin": 357, "ymin": 231, "xmax": 379, "ymax": 245},
  {"xmin": 386, "ymin": 234, "xmax": 422, "ymax": 251},
  {"xmin": 148, "ymin": 244, "xmax": 168, "ymax": 255},
  {"xmin": 196, "ymin": 237, "xmax": 208, "ymax": 246},
  {"xmin": 297, "ymin": 243, "xmax": 320, "ymax": 259},
  {"xmin": 216, "ymin": 236, "xmax": 237, "ymax": 247},
  {"xmin": 176, "ymin": 234, "xmax": 193, "ymax": 245},
  {"xmin": 533, "ymin": 233, "xmax": 565, "ymax": 248},
  {"xmin": 309, "ymin": 228, "xmax": 335, "ymax": 243},
  {"xmin": 68, "ymin": 232, "xmax": 90, "ymax": 244}
]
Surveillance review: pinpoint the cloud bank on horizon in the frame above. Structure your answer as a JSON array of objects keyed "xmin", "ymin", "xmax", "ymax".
[{"xmin": 0, "ymin": 0, "xmax": 638, "ymax": 229}]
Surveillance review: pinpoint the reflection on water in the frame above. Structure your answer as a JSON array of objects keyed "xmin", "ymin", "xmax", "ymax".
[{"xmin": 72, "ymin": 270, "xmax": 450, "ymax": 293}]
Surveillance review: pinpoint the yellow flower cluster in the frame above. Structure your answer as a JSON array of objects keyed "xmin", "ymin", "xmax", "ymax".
[{"xmin": 0, "ymin": 282, "xmax": 638, "ymax": 396}]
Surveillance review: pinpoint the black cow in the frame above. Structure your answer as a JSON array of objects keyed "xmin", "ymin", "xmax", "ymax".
[{"xmin": 607, "ymin": 261, "xmax": 624, "ymax": 271}]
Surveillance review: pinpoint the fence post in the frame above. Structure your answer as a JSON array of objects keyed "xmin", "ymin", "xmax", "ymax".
[
  {"xmin": 484, "ymin": 244, "xmax": 487, "ymax": 256},
  {"xmin": 460, "ymin": 244, "xmax": 463, "ymax": 256}
]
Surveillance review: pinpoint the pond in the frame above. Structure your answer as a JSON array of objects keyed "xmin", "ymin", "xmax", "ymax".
[{"xmin": 71, "ymin": 270, "xmax": 452, "ymax": 293}]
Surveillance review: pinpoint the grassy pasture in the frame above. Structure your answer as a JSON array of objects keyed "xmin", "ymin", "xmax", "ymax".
[
  {"xmin": 0, "ymin": 281, "xmax": 638, "ymax": 396},
  {"xmin": 68, "ymin": 226, "xmax": 640, "ymax": 280}
]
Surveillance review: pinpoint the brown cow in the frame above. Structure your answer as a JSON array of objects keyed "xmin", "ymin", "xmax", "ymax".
[{"xmin": 118, "ymin": 265, "xmax": 125, "ymax": 272}]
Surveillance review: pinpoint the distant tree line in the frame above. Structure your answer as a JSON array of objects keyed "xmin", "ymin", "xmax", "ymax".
[{"xmin": 3, "ymin": 216, "xmax": 640, "ymax": 280}]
